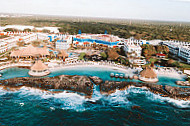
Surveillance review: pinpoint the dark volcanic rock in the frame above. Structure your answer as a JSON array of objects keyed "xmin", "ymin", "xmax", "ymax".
[
  {"xmin": 164, "ymin": 85, "xmax": 190, "ymax": 100},
  {"xmin": 99, "ymin": 81, "xmax": 190, "ymax": 101},
  {"xmin": 0, "ymin": 75, "xmax": 94, "ymax": 97},
  {"xmin": 1, "ymin": 75, "xmax": 190, "ymax": 101},
  {"xmin": 100, "ymin": 81, "xmax": 137, "ymax": 94}
]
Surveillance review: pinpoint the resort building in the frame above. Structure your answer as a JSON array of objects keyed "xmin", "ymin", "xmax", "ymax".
[
  {"xmin": 129, "ymin": 59, "xmax": 146, "ymax": 66},
  {"xmin": 0, "ymin": 42, "xmax": 7, "ymax": 53},
  {"xmin": 163, "ymin": 41, "xmax": 190, "ymax": 64},
  {"xmin": 72, "ymin": 34, "xmax": 122, "ymax": 47},
  {"xmin": 28, "ymin": 60, "xmax": 50, "ymax": 76},
  {"xmin": 179, "ymin": 46, "xmax": 190, "ymax": 64},
  {"xmin": 10, "ymin": 45, "xmax": 50, "ymax": 59},
  {"xmin": 55, "ymin": 35, "xmax": 73, "ymax": 50},
  {"xmin": 0, "ymin": 32, "xmax": 48, "ymax": 54},
  {"xmin": 139, "ymin": 67, "xmax": 158, "ymax": 82},
  {"xmin": 0, "ymin": 36, "xmax": 20, "ymax": 52},
  {"xmin": 147, "ymin": 40, "xmax": 162, "ymax": 46},
  {"xmin": 123, "ymin": 39, "xmax": 142, "ymax": 58},
  {"xmin": 156, "ymin": 53, "xmax": 166, "ymax": 58}
]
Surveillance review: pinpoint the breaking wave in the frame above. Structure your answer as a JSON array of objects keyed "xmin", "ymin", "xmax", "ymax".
[{"xmin": 0, "ymin": 86, "xmax": 190, "ymax": 112}]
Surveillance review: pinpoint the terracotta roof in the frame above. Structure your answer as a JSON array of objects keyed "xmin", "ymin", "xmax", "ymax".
[
  {"xmin": 156, "ymin": 53, "xmax": 166, "ymax": 56},
  {"xmin": 107, "ymin": 49, "xmax": 119, "ymax": 60},
  {"xmin": 10, "ymin": 50, "xmax": 21, "ymax": 57},
  {"xmin": 140, "ymin": 67, "xmax": 157, "ymax": 78},
  {"xmin": 31, "ymin": 60, "xmax": 48, "ymax": 71}
]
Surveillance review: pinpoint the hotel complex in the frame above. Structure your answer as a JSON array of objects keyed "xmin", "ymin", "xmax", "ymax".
[
  {"xmin": 163, "ymin": 41, "xmax": 190, "ymax": 64},
  {"xmin": 72, "ymin": 34, "xmax": 122, "ymax": 47},
  {"xmin": 0, "ymin": 25, "xmax": 190, "ymax": 72},
  {"xmin": 123, "ymin": 37, "xmax": 142, "ymax": 58}
]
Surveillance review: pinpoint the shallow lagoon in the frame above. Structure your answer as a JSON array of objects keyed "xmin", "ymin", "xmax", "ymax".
[{"xmin": 0, "ymin": 67, "xmax": 187, "ymax": 87}]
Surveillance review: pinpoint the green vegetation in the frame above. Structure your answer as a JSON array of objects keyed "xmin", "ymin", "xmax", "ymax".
[
  {"xmin": 32, "ymin": 40, "xmax": 41, "ymax": 47},
  {"xmin": 142, "ymin": 44, "xmax": 169, "ymax": 58},
  {"xmin": 100, "ymin": 52, "xmax": 107, "ymax": 59},
  {"xmin": 179, "ymin": 62, "xmax": 190, "ymax": 69},
  {"xmin": 167, "ymin": 59, "xmax": 190, "ymax": 68},
  {"xmin": 79, "ymin": 52, "xmax": 86, "ymax": 60},
  {"xmin": 187, "ymin": 77, "xmax": 190, "ymax": 82},
  {"xmin": 23, "ymin": 28, "xmax": 32, "ymax": 32},
  {"xmin": 1, "ymin": 16, "xmax": 190, "ymax": 41},
  {"xmin": 0, "ymin": 35, "xmax": 9, "ymax": 39},
  {"xmin": 149, "ymin": 58, "xmax": 158, "ymax": 63},
  {"xmin": 42, "ymin": 29, "xmax": 50, "ymax": 33},
  {"xmin": 4, "ymin": 28, "xmax": 20, "ymax": 32}
]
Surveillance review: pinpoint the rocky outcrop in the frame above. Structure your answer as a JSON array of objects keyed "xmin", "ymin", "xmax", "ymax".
[
  {"xmin": 176, "ymin": 81, "xmax": 190, "ymax": 86},
  {"xmin": 89, "ymin": 76, "xmax": 103, "ymax": 85},
  {"xmin": 1, "ymin": 75, "xmax": 190, "ymax": 101},
  {"xmin": 99, "ymin": 81, "xmax": 190, "ymax": 100},
  {"xmin": 164, "ymin": 85, "xmax": 190, "ymax": 100},
  {"xmin": 0, "ymin": 75, "xmax": 93, "ymax": 97}
]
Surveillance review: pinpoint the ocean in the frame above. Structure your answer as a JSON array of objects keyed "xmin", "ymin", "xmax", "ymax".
[{"xmin": 0, "ymin": 67, "xmax": 190, "ymax": 126}]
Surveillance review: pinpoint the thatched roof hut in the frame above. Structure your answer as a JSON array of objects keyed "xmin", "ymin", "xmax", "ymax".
[
  {"xmin": 140, "ymin": 67, "xmax": 157, "ymax": 79},
  {"xmin": 57, "ymin": 50, "xmax": 69, "ymax": 58},
  {"xmin": 10, "ymin": 45, "xmax": 50, "ymax": 57},
  {"xmin": 31, "ymin": 60, "xmax": 48, "ymax": 71},
  {"xmin": 29, "ymin": 60, "xmax": 50, "ymax": 76}
]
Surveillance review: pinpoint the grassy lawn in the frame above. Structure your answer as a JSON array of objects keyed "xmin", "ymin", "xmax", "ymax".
[
  {"xmin": 79, "ymin": 52, "xmax": 86, "ymax": 60},
  {"xmin": 179, "ymin": 62, "xmax": 190, "ymax": 69},
  {"xmin": 149, "ymin": 58, "xmax": 158, "ymax": 63}
]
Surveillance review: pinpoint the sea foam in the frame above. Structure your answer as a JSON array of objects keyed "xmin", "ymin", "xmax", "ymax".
[{"xmin": 0, "ymin": 86, "xmax": 190, "ymax": 111}]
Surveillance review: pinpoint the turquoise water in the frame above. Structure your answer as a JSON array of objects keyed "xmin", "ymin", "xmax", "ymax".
[
  {"xmin": 0, "ymin": 67, "xmax": 190, "ymax": 125},
  {"xmin": 0, "ymin": 67, "xmax": 186, "ymax": 87}
]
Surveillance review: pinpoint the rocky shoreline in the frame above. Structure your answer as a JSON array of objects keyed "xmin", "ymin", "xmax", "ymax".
[
  {"xmin": 0, "ymin": 75, "xmax": 190, "ymax": 100},
  {"xmin": 0, "ymin": 75, "xmax": 94, "ymax": 97},
  {"xmin": 176, "ymin": 81, "xmax": 190, "ymax": 86}
]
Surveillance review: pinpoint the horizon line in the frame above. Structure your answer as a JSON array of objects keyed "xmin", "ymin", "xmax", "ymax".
[{"xmin": 0, "ymin": 12, "xmax": 190, "ymax": 24}]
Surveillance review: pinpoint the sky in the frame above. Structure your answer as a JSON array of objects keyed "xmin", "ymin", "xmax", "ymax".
[{"xmin": 0, "ymin": 0, "xmax": 190, "ymax": 22}]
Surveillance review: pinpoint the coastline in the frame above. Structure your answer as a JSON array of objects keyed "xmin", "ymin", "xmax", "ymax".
[
  {"xmin": 49, "ymin": 64, "xmax": 186, "ymax": 79},
  {"xmin": 49, "ymin": 64, "xmax": 141, "ymax": 74},
  {"xmin": 1, "ymin": 75, "xmax": 190, "ymax": 101}
]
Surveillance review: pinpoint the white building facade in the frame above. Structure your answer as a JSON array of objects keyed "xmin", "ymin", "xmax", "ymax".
[
  {"xmin": 163, "ymin": 41, "xmax": 190, "ymax": 64},
  {"xmin": 123, "ymin": 38, "xmax": 142, "ymax": 58},
  {"xmin": 55, "ymin": 35, "xmax": 72, "ymax": 50}
]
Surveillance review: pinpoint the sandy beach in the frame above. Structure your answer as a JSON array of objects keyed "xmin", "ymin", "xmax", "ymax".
[{"xmin": 49, "ymin": 64, "xmax": 141, "ymax": 74}]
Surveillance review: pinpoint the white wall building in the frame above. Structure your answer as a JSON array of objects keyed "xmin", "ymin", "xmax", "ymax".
[
  {"xmin": 0, "ymin": 32, "xmax": 46, "ymax": 53},
  {"xmin": 129, "ymin": 59, "xmax": 146, "ymax": 66},
  {"xmin": 55, "ymin": 35, "xmax": 72, "ymax": 50},
  {"xmin": 123, "ymin": 38, "xmax": 142, "ymax": 58},
  {"xmin": 163, "ymin": 41, "xmax": 190, "ymax": 64}
]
